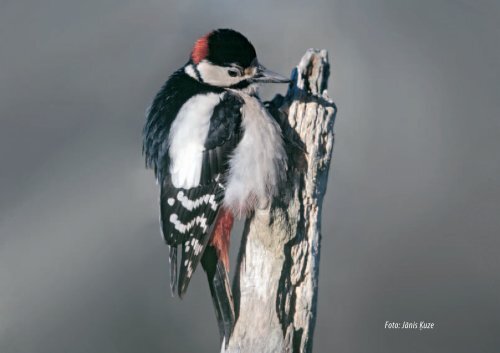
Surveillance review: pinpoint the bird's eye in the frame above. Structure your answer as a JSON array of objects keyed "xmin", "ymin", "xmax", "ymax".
[{"xmin": 228, "ymin": 69, "xmax": 239, "ymax": 77}]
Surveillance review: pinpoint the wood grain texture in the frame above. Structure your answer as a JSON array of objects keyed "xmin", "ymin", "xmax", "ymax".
[{"xmin": 221, "ymin": 49, "xmax": 337, "ymax": 353}]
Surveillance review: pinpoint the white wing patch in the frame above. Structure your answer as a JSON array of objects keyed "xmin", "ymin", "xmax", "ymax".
[
  {"xmin": 168, "ymin": 93, "xmax": 222, "ymax": 189},
  {"xmin": 176, "ymin": 191, "xmax": 218, "ymax": 211},
  {"xmin": 183, "ymin": 238, "xmax": 203, "ymax": 255},
  {"xmin": 169, "ymin": 213, "xmax": 208, "ymax": 234}
]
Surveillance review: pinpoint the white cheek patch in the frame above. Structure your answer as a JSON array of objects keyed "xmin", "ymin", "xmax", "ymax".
[
  {"xmin": 168, "ymin": 93, "xmax": 222, "ymax": 188},
  {"xmin": 197, "ymin": 60, "xmax": 250, "ymax": 87},
  {"xmin": 184, "ymin": 65, "xmax": 198, "ymax": 79}
]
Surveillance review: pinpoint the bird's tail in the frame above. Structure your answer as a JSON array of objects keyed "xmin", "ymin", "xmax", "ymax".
[
  {"xmin": 201, "ymin": 245, "xmax": 235, "ymax": 346},
  {"xmin": 169, "ymin": 245, "xmax": 178, "ymax": 295}
]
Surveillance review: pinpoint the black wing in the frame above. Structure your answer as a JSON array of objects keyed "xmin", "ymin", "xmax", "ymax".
[
  {"xmin": 159, "ymin": 177, "xmax": 224, "ymax": 296},
  {"xmin": 145, "ymin": 85, "xmax": 243, "ymax": 297}
]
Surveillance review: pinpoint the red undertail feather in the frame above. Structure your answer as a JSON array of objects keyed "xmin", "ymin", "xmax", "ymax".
[{"xmin": 210, "ymin": 208, "xmax": 234, "ymax": 271}]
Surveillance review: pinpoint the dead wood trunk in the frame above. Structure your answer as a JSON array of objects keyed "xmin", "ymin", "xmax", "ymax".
[{"xmin": 221, "ymin": 49, "xmax": 337, "ymax": 353}]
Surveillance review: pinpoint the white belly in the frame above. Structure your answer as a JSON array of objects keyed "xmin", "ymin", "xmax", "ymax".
[{"xmin": 223, "ymin": 92, "xmax": 287, "ymax": 216}]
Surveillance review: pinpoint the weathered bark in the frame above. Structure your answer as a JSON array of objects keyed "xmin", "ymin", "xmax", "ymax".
[{"xmin": 221, "ymin": 49, "xmax": 337, "ymax": 353}]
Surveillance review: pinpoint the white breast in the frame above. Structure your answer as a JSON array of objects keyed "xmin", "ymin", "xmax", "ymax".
[
  {"xmin": 168, "ymin": 93, "xmax": 222, "ymax": 189},
  {"xmin": 223, "ymin": 92, "xmax": 287, "ymax": 216}
]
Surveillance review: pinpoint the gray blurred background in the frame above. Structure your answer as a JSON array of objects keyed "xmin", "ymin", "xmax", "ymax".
[{"xmin": 1, "ymin": 0, "xmax": 499, "ymax": 352}]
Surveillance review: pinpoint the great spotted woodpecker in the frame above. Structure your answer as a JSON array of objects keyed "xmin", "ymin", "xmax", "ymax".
[{"xmin": 143, "ymin": 28, "xmax": 288, "ymax": 343}]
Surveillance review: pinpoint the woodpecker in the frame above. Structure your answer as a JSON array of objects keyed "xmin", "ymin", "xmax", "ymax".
[{"xmin": 143, "ymin": 28, "xmax": 288, "ymax": 343}]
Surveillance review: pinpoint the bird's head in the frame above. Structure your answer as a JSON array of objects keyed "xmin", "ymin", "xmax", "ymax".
[{"xmin": 185, "ymin": 29, "xmax": 289, "ymax": 90}]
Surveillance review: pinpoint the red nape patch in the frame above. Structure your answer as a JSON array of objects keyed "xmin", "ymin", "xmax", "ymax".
[
  {"xmin": 191, "ymin": 32, "xmax": 210, "ymax": 64},
  {"xmin": 210, "ymin": 207, "xmax": 234, "ymax": 271}
]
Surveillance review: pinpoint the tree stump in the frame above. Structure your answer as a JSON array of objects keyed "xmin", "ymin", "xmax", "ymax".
[{"xmin": 221, "ymin": 49, "xmax": 337, "ymax": 353}]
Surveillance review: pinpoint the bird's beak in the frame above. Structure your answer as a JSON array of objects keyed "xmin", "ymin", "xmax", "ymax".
[{"xmin": 251, "ymin": 64, "xmax": 290, "ymax": 83}]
